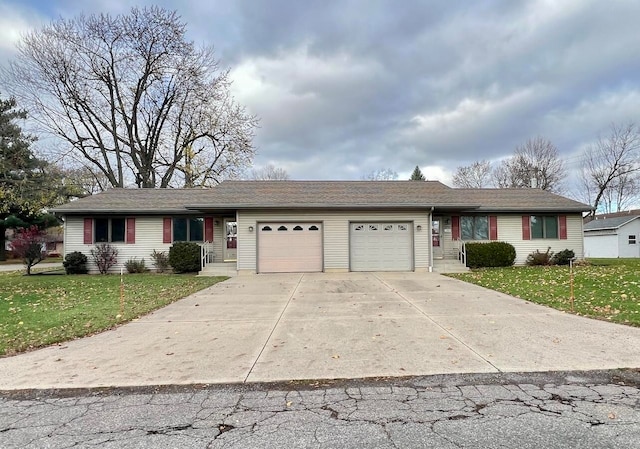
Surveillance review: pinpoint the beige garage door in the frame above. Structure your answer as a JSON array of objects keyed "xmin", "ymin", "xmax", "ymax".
[
  {"xmin": 258, "ymin": 223, "xmax": 323, "ymax": 273},
  {"xmin": 350, "ymin": 222, "xmax": 413, "ymax": 271}
]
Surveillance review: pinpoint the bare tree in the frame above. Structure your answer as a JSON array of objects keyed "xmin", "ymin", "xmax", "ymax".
[
  {"xmin": 580, "ymin": 123, "xmax": 640, "ymax": 216},
  {"xmin": 3, "ymin": 6, "xmax": 257, "ymax": 189},
  {"xmin": 249, "ymin": 164, "xmax": 290, "ymax": 180},
  {"xmin": 452, "ymin": 160, "xmax": 492, "ymax": 188},
  {"xmin": 493, "ymin": 137, "xmax": 566, "ymax": 192},
  {"xmin": 362, "ymin": 168, "xmax": 399, "ymax": 180},
  {"xmin": 56, "ymin": 166, "xmax": 112, "ymax": 196},
  {"xmin": 599, "ymin": 173, "xmax": 639, "ymax": 213}
]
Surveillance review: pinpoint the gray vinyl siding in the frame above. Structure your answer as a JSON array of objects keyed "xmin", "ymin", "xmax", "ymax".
[
  {"xmin": 237, "ymin": 209, "xmax": 431, "ymax": 273},
  {"xmin": 64, "ymin": 215, "xmax": 227, "ymax": 273}
]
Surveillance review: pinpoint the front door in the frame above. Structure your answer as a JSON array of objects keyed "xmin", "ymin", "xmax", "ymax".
[
  {"xmin": 432, "ymin": 217, "xmax": 443, "ymax": 259},
  {"xmin": 223, "ymin": 218, "xmax": 237, "ymax": 261}
]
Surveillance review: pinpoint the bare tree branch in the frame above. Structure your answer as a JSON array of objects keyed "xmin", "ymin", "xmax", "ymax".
[
  {"xmin": 2, "ymin": 6, "xmax": 257, "ymax": 189},
  {"xmin": 248, "ymin": 164, "xmax": 290, "ymax": 180},
  {"xmin": 492, "ymin": 137, "xmax": 566, "ymax": 192},
  {"xmin": 361, "ymin": 168, "xmax": 399, "ymax": 180},
  {"xmin": 580, "ymin": 123, "xmax": 640, "ymax": 216},
  {"xmin": 452, "ymin": 160, "xmax": 492, "ymax": 188}
]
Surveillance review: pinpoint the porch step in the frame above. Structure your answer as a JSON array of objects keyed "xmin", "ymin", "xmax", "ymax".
[
  {"xmin": 432, "ymin": 260, "xmax": 469, "ymax": 274},
  {"xmin": 198, "ymin": 263, "xmax": 237, "ymax": 277}
]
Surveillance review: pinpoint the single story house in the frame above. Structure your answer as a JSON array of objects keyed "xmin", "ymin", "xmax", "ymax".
[
  {"xmin": 51, "ymin": 180, "xmax": 592, "ymax": 274},
  {"xmin": 584, "ymin": 215, "xmax": 640, "ymax": 258}
]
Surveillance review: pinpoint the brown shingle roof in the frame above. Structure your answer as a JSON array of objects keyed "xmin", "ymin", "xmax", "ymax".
[
  {"xmin": 51, "ymin": 181, "xmax": 593, "ymax": 214},
  {"xmin": 186, "ymin": 180, "xmax": 460, "ymax": 209},
  {"xmin": 452, "ymin": 188, "xmax": 592, "ymax": 212},
  {"xmin": 50, "ymin": 188, "xmax": 217, "ymax": 214}
]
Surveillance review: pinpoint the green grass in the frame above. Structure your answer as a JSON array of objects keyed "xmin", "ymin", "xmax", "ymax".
[
  {"xmin": 448, "ymin": 259, "xmax": 640, "ymax": 327},
  {"xmin": 0, "ymin": 272, "xmax": 225, "ymax": 356}
]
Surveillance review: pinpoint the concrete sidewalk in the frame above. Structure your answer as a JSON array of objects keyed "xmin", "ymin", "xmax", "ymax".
[
  {"xmin": 0, "ymin": 262, "xmax": 62, "ymax": 272},
  {"xmin": 1, "ymin": 272, "xmax": 639, "ymax": 390}
]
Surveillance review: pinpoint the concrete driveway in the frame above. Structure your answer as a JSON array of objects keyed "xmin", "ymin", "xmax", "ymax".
[{"xmin": 1, "ymin": 272, "xmax": 640, "ymax": 390}]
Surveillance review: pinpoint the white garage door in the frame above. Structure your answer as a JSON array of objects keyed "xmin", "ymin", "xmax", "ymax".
[
  {"xmin": 350, "ymin": 222, "xmax": 413, "ymax": 271},
  {"xmin": 258, "ymin": 223, "xmax": 323, "ymax": 273}
]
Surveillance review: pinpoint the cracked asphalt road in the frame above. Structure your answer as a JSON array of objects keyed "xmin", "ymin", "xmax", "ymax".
[{"xmin": 2, "ymin": 370, "xmax": 639, "ymax": 448}]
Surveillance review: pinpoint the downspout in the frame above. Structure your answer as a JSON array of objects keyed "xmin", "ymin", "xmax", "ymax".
[{"xmin": 428, "ymin": 207, "xmax": 434, "ymax": 272}]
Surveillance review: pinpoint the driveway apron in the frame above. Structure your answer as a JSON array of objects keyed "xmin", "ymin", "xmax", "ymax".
[{"xmin": 1, "ymin": 272, "xmax": 640, "ymax": 389}]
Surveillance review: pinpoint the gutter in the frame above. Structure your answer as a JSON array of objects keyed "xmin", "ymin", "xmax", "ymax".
[{"xmin": 428, "ymin": 207, "xmax": 434, "ymax": 273}]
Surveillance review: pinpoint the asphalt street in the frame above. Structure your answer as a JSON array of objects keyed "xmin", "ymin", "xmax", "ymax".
[{"xmin": 2, "ymin": 370, "xmax": 639, "ymax": 448}]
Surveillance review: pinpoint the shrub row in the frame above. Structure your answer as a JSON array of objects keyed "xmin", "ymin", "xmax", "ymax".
[
  {"xmin": 62, "ymin": 242, "xmax": 201, "ymax": 274},
  {"xmin": 465, "ymin": 241, "xmax": 516, "ymax": 268},
  {"xmin": 526, "ymin": 248, "xmax": 575, "ymax": 266}
]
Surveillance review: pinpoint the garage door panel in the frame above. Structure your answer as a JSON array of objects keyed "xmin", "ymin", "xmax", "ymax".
[
  {"xmin": 350, "ymin": 222, "xmax": 412, "ymax": 271},
  {"xmin": 258, "ymin": 223, "xmax": 322, "ymax": 273}
]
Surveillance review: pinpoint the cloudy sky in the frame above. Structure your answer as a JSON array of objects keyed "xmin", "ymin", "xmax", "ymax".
[{"xmin": 1, "ymin": 0, "xmax": 640, "ymax": 187}]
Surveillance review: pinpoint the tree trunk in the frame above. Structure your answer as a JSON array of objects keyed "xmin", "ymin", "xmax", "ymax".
[{"xmin": 0, "ymin": 226, "xmax": 6, "ymax": 261}]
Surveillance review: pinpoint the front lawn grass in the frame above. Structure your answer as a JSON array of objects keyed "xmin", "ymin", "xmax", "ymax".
[
  {"xmin": 448, "ymin": 260, "xmax": 640, "ymax": 327},
  {"xmin": 0, "ymin": 272, "xmax": 225, "ymax": 356}
]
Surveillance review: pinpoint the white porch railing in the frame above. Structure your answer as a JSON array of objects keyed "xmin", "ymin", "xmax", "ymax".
[
  {"xmin": 200, "ymin": 241, "xmax": 215, "ymax": 269},
  {"xmin": 457, "ymin": 240, "xmax": 467, "ymax": 267}
]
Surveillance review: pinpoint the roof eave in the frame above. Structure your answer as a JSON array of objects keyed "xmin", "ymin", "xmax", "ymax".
[{"xmin": 51, "ymin": 209, "xmax": 194, "ymax": 215}]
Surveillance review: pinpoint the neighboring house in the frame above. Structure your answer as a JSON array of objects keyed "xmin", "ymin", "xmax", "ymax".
[
  {"xmin": 45, "ymin": 226, "xmax": 64, "ymax": 257},
  {"xmin": 584, "ymin": 215, "xmax": 640, "ymax": 258},
  {"xmin": 51, "ymin": 181, "xmax": 592, "ymax": 274},
  {"xmin": 4, "ymin": 226, "xmax": 63, "ymax": 257}
]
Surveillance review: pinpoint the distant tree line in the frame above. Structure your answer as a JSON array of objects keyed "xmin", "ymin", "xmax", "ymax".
[{"xmin": 451, "ymin": 126, "xmax": 640, "ymax": 216}]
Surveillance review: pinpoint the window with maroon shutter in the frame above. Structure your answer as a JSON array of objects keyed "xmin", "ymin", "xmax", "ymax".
[
  {"xmin": 489, "ymin": 216, "xmax": 498, "ymax": 240},
  {"xmin": 204, "ymin": 217, "xmax": 214, "ymax": 241},
  {"xmin": 163, "ymin": 218, "xmax": 172, "ymax": 243},
  {"xmin": 529, "ymin": 215, "xmax": 563, "ymax": 239},
  {"xmin": 126, "ymin": 218, "xmax": 135, "ymax": 244},
  {"xmin": 522, "ymin": 216, "xmax": 531, "ymax": 240},
  {"xmin": 83, "ymin": 218, "xmax": 93, "ymax": 244},
  {"xmin": 451, "ymin": 216, "xmax": 460, "ymax": 240},
  {"xmin": 559, "ymin": 215, "xmax": 567, "ymax": 240}
]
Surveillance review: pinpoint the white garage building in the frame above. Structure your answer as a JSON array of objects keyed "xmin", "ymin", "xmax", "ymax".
[{"xmin": 584, "ymin": 215, "xmax": 640, "ymax": 258}]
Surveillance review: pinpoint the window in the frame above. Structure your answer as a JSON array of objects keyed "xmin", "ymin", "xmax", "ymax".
[
  {"xmin": 630, "ymin": 235, "xmax": 637, "ymax": 245},
  {"xmin": 172, "ymin": 217, "xmax": 204, "ymax": 242},
  {"xmin": 530, "ymin": 216, "xmax": 558, "ymax": 239},
  {"xmin": 95, "ymin": 218, "xmax": 125, "ymax": 243},
  {"xmin": 278, "ymin": 225, "xmax": 288, "ymax": 231},
  {"xmin": 293, "ymin": 225, "xmax": 303, "ymax": 231},
  {"xmin": 461, "ymin": 216, "xmax": 488, "ymax": 240}
]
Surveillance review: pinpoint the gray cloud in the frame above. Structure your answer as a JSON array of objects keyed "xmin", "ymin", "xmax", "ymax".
[{"xmin": 2, "ymin": 0, "xmax": 640, "ymax": 185}]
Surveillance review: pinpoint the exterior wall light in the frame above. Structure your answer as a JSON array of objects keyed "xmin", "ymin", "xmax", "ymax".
[
  {"xmin": 416, "ymin": 225, "xmax": 422, "ymax": 231},
  {"xmin": 248, "ymin": 226, "xmax": 254, "ymax": 232}
]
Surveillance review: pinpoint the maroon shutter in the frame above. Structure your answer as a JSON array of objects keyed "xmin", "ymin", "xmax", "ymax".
[
  {"xmin": 126, "ymin": 218, "xmax": 136, "ymax": 244},
  {"xmin": 163, "ymin": 218, "xmax": 172, "ymax": 243},
  {"xmin": 522, "ymin": 216, "xmax": 531, "ymax": 240},
  {"xmin": 204, "ymin": 217, "xmax": 214, "ymax": 241},
  {"xmin": 83, "ymin": 218, "xmax": 93, "ymax": 244},
  {"xmin": 559, "ymin": 215, "xmax": 567, "ymax": 240},
  {"xmin": 451, "ymin": 216, "xmax": 460, "ymax": 240},
  {"xmin": 489, "ymin": 216, "xmax": 498, "ymax": 240}
]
